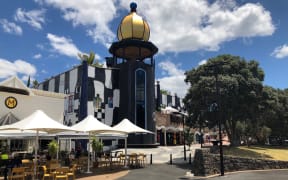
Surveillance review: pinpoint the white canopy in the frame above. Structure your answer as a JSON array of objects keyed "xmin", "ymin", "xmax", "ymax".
[
  {"xmin": 162, "ymin": 106, "xmax": 179, "ymax": 114},
  {"xmin": 112, "ymin": 118, "xmax": 154, "ymax": 167},
  {"xmin": 71, "ymin": 115, "xmax": 122, "ymax": 134},
  {"xmin": 0, "ymin": 110, "xmax": 75, "ymax": 133},
  {"xmin": 71, "ymin": 115, "xmax": 124, "ymax": 173},
  {"xmin": 112, "ymin": 118, "xmax": 154, "ymax": 134},
  {"xmin": 0, "ymin": 129, "xmax": 48, "ymax": 138},
  {"xmin": 0, "ymin": 110, "xmax": 74, "ymax": 178}
]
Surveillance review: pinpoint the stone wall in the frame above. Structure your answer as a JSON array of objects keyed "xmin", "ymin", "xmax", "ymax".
[{"xmin": 192, "ymin": 148, "xmax": 288, "ymax": 176}]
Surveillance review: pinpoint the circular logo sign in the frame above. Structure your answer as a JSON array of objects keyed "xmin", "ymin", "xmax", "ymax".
[{"xmin": 5, "ymin": 96, "xmax": 17, "ymax": 109}]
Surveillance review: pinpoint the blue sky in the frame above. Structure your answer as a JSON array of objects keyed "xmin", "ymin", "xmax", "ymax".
[{"xmin": 0, "ymin": 0, "xmax": 287, "ymax": 97}]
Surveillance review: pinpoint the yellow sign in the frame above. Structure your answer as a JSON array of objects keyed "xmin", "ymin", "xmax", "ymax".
[{"xmin": 5, "ymin": 96, "xmax": 17, "ymax": 109}]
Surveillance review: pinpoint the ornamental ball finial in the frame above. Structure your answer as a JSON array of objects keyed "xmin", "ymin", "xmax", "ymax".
[{"xmin": 130, "ymin": 2, "xmax": 137, "ymax": 12}]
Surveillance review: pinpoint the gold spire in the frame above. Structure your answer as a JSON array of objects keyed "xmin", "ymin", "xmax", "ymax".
[{"xmin": 117, "ymin": 2, "xmax": 150, "ymax": 41}]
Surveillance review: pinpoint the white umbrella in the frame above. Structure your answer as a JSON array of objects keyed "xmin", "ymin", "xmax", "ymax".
[
  {"xmin": 162, "ymin": 106, "xmax": 179, "ymax": 114},
  {"xmin": 112, "ymin": 118, "xmax": 153, "ymax": 134},
  {"xmin": 0, "ymin": 110, "xmax": 74, "ymax": 179},
  {"xmin": 71, "ymin": 115, "xmax": 124, "ymax": 173},
  {"xmin": 112, "ymin": 118, "xmax": 154, "ymax": 166},
  {"xmin": 0, "ymin": 129, "xmax": 48, "ymax": 138}
]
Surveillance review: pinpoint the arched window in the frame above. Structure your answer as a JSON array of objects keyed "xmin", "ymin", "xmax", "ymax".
[{"xmin": 135, "ymin": 69, "xmax": 146, "ymax": 129}]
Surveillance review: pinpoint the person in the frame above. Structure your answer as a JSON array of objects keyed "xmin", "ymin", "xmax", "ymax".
[
  {"xmin": 46, "ymin": 153, "xmax": 52, "ymax": 161},
  {"xmin": 69, "ymin": 149, "xmax": 75, "ymax": 161},
  {"xmin": 75, "ymin": 145, "xmax": 81, "ymax": 159},
  {"xmin": 11, "ymin": 153, "xmax": 22, "ymax": 167},
  {"xmin": 1, "ymin": 151, "xmax": 9, "ymax": 180}
]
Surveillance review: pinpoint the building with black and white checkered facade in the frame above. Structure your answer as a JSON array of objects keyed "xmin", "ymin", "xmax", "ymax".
[
  {"xmin": 38, "ymin": 3, "xmax": 185, "ymax": 146},
  {"xmin": 37, "ymin": 63, "xmax": 184, "ymax": 145},
  {"xmin": 38, "ymin": 65, "xmax": 120, "ymax": 127}
]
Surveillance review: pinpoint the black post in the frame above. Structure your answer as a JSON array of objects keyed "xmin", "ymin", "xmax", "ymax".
[
  {"xmin": 189, "ymin": 153, "xmax": 192, "ymax": 164},
  {"xmin": 150, "ymin": 154, "xmax": 152, "ymax": 165},
  {"xmin": 183, "ymin": 116, "xmax": 186, "ymax": 161},
  {"xmin": 170, "ymin": 154, "xmax": 172, "ymax": 165},
  {"xmin": 200, "ymin": 123, "xmax": 203, "ymax": 148},
  {"xmin": 215, "ymin": 72, "xmax": 224, "ymax": 176}
]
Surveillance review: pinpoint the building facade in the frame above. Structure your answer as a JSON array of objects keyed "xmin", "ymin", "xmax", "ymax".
[
  {"xmin": 0, "ymin": 76, "xmax": 66, "ymax": 151},
  {"xmin": 38, "ymin": 63, "xmax": 184, "ymax": 145},
  {"xmin": 37, "ymin": 2, "xmax": 185, "ymax": 146}
]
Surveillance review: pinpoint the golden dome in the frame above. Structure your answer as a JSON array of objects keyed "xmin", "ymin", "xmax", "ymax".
[{"xmin": 117, "ymin": 3, "xmax": 150, "ymax": 41}]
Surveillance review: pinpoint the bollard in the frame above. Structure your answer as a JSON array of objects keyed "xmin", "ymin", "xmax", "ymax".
[
  {"xmin": 189, "ymin": 153, "xmax": 192, "ymax": 164},
  {"xmin": 150, "ymin": 154, "xmax": 152, "ymax": 165},
  {"xmin": 170, "ymin": 154, "xmax": 172, "ymax": 165}
]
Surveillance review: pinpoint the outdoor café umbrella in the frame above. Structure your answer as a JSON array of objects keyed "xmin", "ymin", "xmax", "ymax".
[
  {"xmin": 112, "ymin": 118, "xmax": 154, "ymax": 166},
  {"xmin": 162, "ymin": 106, "xmax": 179, "ymax": 114},
  {"xmin": 71, "ymin": 115, "xmax": 124, "ymax": 173},
  {"xmin": 0, "ymin": 110, "xmax": 75, "ymax": 179}
]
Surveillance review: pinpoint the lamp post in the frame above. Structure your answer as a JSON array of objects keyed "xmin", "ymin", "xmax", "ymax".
[
  {"xmin": 206, "ymin": 62, "xmax": 225, "ymax": 176},
  {"xmin": 214, "ymin": 68, "xmax": 224, "ymax": 176},
  {"xmin": 199, "ymin": 110, "xmax": 205, "ymax": 148},
  {"xmin": 183, "ymin": 115, "xmax": 186, "ymax": 161}
]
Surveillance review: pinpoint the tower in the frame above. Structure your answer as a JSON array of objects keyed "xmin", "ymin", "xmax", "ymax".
[{"xmin": 109, "ymin": 2, "xmax": 158, "ymax": 145}]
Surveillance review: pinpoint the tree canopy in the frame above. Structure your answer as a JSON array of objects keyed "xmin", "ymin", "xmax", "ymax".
[
  {"xmin": 183, "ymin": 54, "xmax": 266, "ymax": 146},
  {"xmin": 78, "ymin": 51, "xmax": 104, "ymax": 68}
]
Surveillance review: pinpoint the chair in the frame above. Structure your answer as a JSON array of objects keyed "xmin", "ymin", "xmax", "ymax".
[
  {"xmin": 137, "ymin": 153, "xmax": 147, "ymax": 167},
  {"xmin": 22, "ymin": 160, "xmax": 34, "ymax": 178},
  {"xmin": 21, "ymin": 159, "xmax": 31, "ymax": 165},
  {"xmin": 41, "ymin": 165, "xmax": 53, "ymax": 180},
  {"xmin": 76, "ymin": 157, "xmax": 87, "ymax": 172},
  {"xmin": 48, "ymin": 163, "xmax": 60, "ymax": 172},
  {"xmin": 129, "ymin": 153, "xmax": 138, "ymax": 167},
  {"xmin": 66, "ymin": 164, "xmax": 77, "ymax": 180},
  {"xmin": 117, "ymin": 153, "xmax": 126, "ymax": 166},
  {"xmin": 8, "ymin": 167, "xmax": 25, "ymax": 180},
  {"xmin": 54, "ymin": 167, "xmax": 69, "ymax": 180},
  {"xmin": 97, "ymin": 155, "xmax": 110, "ymax": 168}
]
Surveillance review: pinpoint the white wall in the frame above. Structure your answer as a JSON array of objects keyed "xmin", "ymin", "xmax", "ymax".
[{"xmin": 0, "ymin": 92, "xmax": 65, "ymax": 123}]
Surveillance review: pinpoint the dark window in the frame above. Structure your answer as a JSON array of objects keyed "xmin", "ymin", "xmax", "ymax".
[{"xmin": 135, "ymin": 69, "xmax": 146, "ymax": 129}]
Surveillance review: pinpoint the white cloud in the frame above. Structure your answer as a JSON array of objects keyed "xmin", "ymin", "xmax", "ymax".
[
  {"xmin": 14, "ymin": 8, "xmax": 46, "ymax": 30},
  {"xmin": 198, "ymin": 59, "xmax": 207, "ymax": 66},
  {"xmin": 41, "ymin": 69, "xmax": 47, "ymax": 74},
  {"xmin": 157, "ymin": 61, "xmax": 189, "ymax": 98},
  {"xmin": 271, "ymin": 44, "xmax": 288, "ymax": 59},
  {"xmin": 119, "ymin": 0, "xmax": 275, "ymax": 53},
  {"xmin": 47, "ymin": 33, "xmax": 82, "ymax": 58},
  {"xmin": 33, "ymin": 53, "xmax": 42, "ymax": 59},
  {"xmin": 0, "ymin": 19, "xmax": 22, "ymax": 35},
  {"xmin": 36, "ymin": 44, "xmax": 45, "ymax": 50},
  {"xmin": 36, "ymin": 0, "xmax": 116, "ymax": 46},
  {"xmin": 47, "ymin": 33, "xmax": 102, "ymax": 60},
  {"xmin": 36, "ymin": 0, "xmax": 274, "ymax": 54},
  {"xmin": 158, "ymin": 61, "xmax": 185, "ymax": 76},
  {"xmin": 0, "ymin": 58, "xmax": 37, "ymax": 80}
]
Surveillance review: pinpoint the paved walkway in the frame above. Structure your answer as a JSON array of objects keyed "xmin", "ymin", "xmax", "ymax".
[
  {"xmin": 3, "ymin": 144, "xmax": 288, "ymax": 180},
  {"xmin": 114, "ymin": 145, "xmax": 199, "ymax": 164},
  {"xmin": 76, "ymin": 144, "xmax": 288, "ymax": 180},
  {"xmin": 77, "ymin": 145, "xmax": 197, "ymax": 180}
]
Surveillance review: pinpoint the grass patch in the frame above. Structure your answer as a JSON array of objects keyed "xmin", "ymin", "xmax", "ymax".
[{"xmin": 223, "ymin": 145, "xmax": 288, "ymax": 161}]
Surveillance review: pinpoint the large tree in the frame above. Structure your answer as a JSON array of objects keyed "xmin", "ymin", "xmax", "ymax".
[
  {"xmin": 183, "ymin": 54, "xmax": 265, "ymax": 146},
  {"xmin": 261, "ymin": 86, "xmax": 288, "ymax": 138}
]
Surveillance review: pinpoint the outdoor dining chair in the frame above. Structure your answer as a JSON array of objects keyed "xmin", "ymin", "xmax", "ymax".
[
  {"xmin": 117, "ymin": 153, "xmax": 126, "ymax": 166},
  {"xmin": 54, "ymin": 167, "xmax": 69, "ymax": 180},
  {"xmin": 8, "ymin": 167, "xmax": 25, "ymax": 180},
  {"xmin": 41, "ymin": 165, "xmax": 54, "ymax": 180},
  {"xmin": 66, "ymin": 164, "xmax": 77, "ymax": 180},
  {"xmin": 129, "ymin": 153, "xmax": 138, "ymax": 167},
  {"xmin": 137, "ymin": 153, "xmax": 147, "ymax": 167}
]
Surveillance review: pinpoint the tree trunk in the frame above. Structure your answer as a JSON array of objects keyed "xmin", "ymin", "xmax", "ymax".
[{"xmin": 225, "ymin": 119, "xmax": 240, "ymax": 146}]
